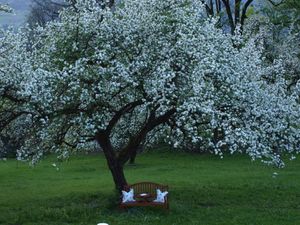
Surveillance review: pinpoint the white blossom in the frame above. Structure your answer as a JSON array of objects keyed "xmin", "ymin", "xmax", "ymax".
[{"xmin": 0, "ymin": 0, "xmax": 299, "ymax": 167}]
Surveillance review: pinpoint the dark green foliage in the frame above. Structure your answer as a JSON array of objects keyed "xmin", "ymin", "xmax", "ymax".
[{"xmin": 264, "ymin": 0, "xmax": 300, "ymax": 29}]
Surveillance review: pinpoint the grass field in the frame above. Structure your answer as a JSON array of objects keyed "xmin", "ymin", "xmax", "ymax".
[{"xmin": 0, "ymin": 150, "xmax": 299, "ymax": 225}]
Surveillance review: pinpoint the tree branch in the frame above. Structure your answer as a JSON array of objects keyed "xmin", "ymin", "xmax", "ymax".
[
  {"xmin": 267, "ymin": 0, "xmax": 286, "ymax": 6},
  {"xmin": 118, "ymin": 108, "xmax": 176, "ymax": 165},
  {"xmin": 106, "ymin": 100, "xmax": 143, "ymax": 134},
  {"xmin": 235, "ymin": 0, "xmax": 241, "ymax": 24},
  {"xmin": 221, "ymin": 0, "xmax": 235, "ymax": 34},
  {"xmin": 1, "ymin": 86, "xmax": 27, "ymax": 103},
  {"xmin": 241, "ymin": 0, "xmax": 254, "ymax": 29}
]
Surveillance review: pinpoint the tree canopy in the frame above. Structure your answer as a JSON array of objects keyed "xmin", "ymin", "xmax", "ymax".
[{"xmin": 1, "ymin": 0, "xmax": 299, "ymax": 190}]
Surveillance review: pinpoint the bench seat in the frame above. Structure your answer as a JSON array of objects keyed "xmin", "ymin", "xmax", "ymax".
[{"xmin": 119, "ymin": 182, "xmax": 169, "ymax": 209}]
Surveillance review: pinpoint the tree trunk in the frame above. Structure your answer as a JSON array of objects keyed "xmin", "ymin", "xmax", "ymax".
[
  {"xmin": 128, "ymin": 145, "xmax": 144, "ymax": 164},
  {"xmin": 129, "ymin": 148, "xmax": 137, "ymax": 165},
  {"xmin": 95, "ymin": 108, "xmax": 176, "ymax": 191},
  {"xmin": 96, "ymin": 132, "xmax": 127, "ymax": 192},
  {"xmin": 107, "ymin": 158, "xmax": 127, "ymax": 191}
]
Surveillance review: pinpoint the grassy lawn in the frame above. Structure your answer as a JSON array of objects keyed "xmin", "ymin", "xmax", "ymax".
[{"xmin": 0, "ymin": 150, "xmax": 299, "ymax": 225}]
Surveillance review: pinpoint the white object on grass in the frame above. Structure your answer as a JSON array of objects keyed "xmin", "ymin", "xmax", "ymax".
[
  {"xmin": 153, "ymin": 189, "xmax": 168, "ymax": 203},
  {"xmin": 121, "ymin": 188, "xmax": 135, "ymax": 203}
]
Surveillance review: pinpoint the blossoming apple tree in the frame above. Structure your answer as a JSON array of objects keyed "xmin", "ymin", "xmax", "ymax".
[{"xmin": 0, "ymin": 0, "xmax": 299, "ymax": 190}]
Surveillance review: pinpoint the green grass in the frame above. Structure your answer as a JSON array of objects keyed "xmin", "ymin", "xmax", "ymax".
[{"xmin": 0, "ymin": 150, "xmax": 300, "ymax": 225}]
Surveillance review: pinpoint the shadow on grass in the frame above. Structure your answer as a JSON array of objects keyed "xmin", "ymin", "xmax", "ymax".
[
  {"xmin": 3, "ymin": 191, "xmax": 171, "ymax": 225},
  {"xmin": 2, "ymin": 185, "xmax": 300, "ymax": 225}
]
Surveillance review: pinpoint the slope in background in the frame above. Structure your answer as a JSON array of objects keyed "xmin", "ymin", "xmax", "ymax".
[{"xmin": 0, "ymin": 0, "xmax": 31, "ymax": 27}]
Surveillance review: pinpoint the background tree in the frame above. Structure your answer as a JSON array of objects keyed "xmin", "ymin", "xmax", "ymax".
[
  {"xmin": 27, "ymin": 0, "xmax": 116, "ymax": 28},
  {"xmin": 200, "ymin": 0, "xmax": 286, "ymax": 33},
  {"xmin": 0, "ymin": 4, "xmax": 15, "ymax": 158},
  {"xmin": 1, "ymin": 0, "xmax": 299, "ymax": 191},
  {"xmin": 245, "ymin": 0, "xmax": 300, "ymax": 91},
  {"xmin": 264, "ymin": 0, "xmax": 300, "ymax": 30},
  {"xmin": 27, "ymin": 0, "xmax": 67, "ymax": 28}
]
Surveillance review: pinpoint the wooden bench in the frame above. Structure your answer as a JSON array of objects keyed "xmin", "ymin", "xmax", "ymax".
[{"xmin": 119, "ymin": 182, "xmax": 169, "ymax": 209}]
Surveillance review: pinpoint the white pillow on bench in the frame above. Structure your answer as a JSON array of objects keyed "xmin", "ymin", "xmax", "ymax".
[
  {"xmin": 122, "ymin": 188, "xmax": 135, "ymax": 203},
  {"xmin": 153, "ymin": 189, "xmax": 168, "ymax": 203}
]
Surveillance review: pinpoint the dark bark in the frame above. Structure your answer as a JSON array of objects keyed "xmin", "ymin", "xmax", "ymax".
[
  {"xmin": 201, "ymin": 0, "xmax": 214, "ymax": 16},
  {"xmin": 200, "ymin": 0, "xmax": 256, "ymax": 34},
  {"xmin": 129, "ymin": 148, "xmax": 137, "ymax": 165},
  {"xmin": 215, "ymin": 0, "xmax": 221, "ymax": 14},
  {"xmin": 118, "ymin": 108, "xmax": 176, "ymax": 165},
  {"xmin": 267, "ymin": 0, "xmax": 285, "ymax": 6},
  {"xmin": 210, "ymin": 0, "xmax": 214, "ymax": 15},
  {"xmin": 241, "ymin": 0, "xmax": 255, "ymax": 30},
  {"xmin": 95, "ymin": 131, "xmax": 127, "ymax": 192},
  {"xmin": 221, "ymin": 0, "xmax": 236, "ymax": 34},
  {"xmin": 94, "ymin": 106, "xmax": 176, "ymax": 191},
  {"xmin": 106, "ymin": 100, "xmax": 143, "ymax": 134},
  {"xmin": 234, "ymin": 0, "xmax": 241, "ymax": 24},
  {"xmin": 128, "ymin": 145, "xmax": 143, "ymax": 165}
]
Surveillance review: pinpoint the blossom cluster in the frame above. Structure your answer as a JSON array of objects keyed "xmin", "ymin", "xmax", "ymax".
[{"xmin": 0, "ymin": 0, "xmax": 299, "ymax": 166}]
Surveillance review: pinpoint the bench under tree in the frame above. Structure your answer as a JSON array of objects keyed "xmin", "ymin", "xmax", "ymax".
[{"xmin": 119, "ymin": 182, "xmax": 169, "ymax": 209}]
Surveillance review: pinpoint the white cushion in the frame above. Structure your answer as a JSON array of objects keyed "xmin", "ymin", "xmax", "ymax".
[
  {"xmin": 122, "ymin": 188, "xmax": 135, "ymax": 203},
  {"xmin": 153, "ymin": 189, "xmax": 168, "ymax": 203}
]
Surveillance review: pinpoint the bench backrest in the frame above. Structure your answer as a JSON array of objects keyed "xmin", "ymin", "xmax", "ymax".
[{"xmin": 125, "ymin": 182, "xmax": 168, "ymax": 197}]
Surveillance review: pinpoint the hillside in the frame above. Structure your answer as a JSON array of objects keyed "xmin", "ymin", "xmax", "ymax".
[{"xmin": 0, "ymin": 0, "xmax": 31, "ymax": 27}]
